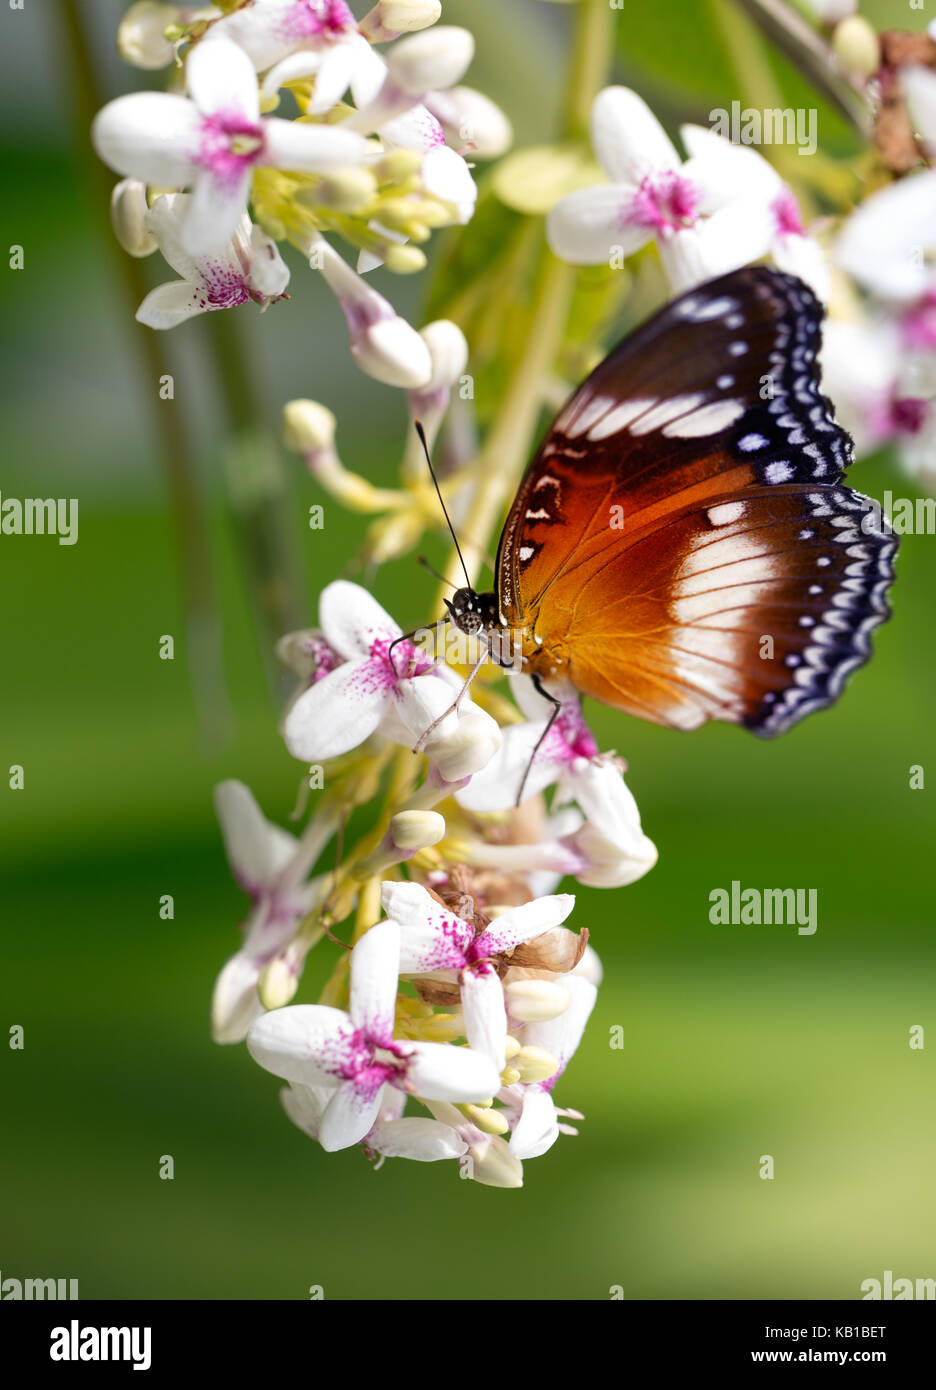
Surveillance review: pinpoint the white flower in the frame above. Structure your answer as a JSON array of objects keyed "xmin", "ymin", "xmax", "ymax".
[
  {"xmin": 247, "ymin": 919, "xmax": 501, "ymax": 1149},
  {"xmin": 457, "ymin": 676, "xmax": 658, "ymax": 889},
  {"xmin": 407, "ymin": 319, "xmax": 469, "ymax": 445},
  {"xmin": 547, "ymin": 86, "xmax": 825, "ymax": 296},
  {"xmin": 282, "ymin": 580, "xmax": 500, "ymax": 778},
  {"xmin": 381, "ymin": 879, "xmax": 575, "ymax": 1070},
  {"xmin": 92, "ymin": 33, "xmax": 368, "ymax": 256},
  {"xmin": 310, "ymin": 234, "xmax": 433, "ymax": 387},
  {"xmin": 281, "ymin": 1080, "xmax": 467, "ymax": 1163},
  {"xmin": 503, "ymin": 973, "xmax": 597, "ymax": 1160},
  {"xmin": 135, "ymin": 193, "xmax": 289, "ymax": 328},
  {"xmin": 211, "ymin": 781, "xmax": 329, "ymax": 1044},
  {"xmin": 424, "ymin": 85, "xmax": 513, "ymax": 160}
]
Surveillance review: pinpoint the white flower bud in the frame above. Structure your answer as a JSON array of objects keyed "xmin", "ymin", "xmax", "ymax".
[
  {"xmin": 390, "ymin": 809, "xmax": 446, "ymax": 850},
  {"xmin": 573, "ymin": 824, "xmax": 658, "ymax": 888},
  {"xmin": 211, "ymin": 953, "xmax": 264, "ymax": 1045},
  {"xmin": 360, "ymin": 0, "xmax": 442, "ymax": 43},
  {"xmin": 832, "ymin": 15, "xmax": 880, "ymax": 80},
  {"xmin": 386, "ymin": 25, "xmax": 475, "ymax": 96},
  {"xmin": 117, "ymin": 1, "xmax": 181, "ymax": 69},
  {"xmin": 282, "ymin": 400, "xmax": 337, "ymax": 454},
  {"xmin": 463, "ymin": 1134, "xmax": 523, "ymax": 1188},
  {"xmin": 426, "ymin": 710, "xmax": 501, "ymax": 782},
  {"xmin": 258, "ymin": 955, "xmax": 300, "ymax": 1010},
  {"xmin": 110, "ymin": 178, "xmax": 157, "ymax": 257},
  {"xmin": 429, "ymin": 86, "xmax": 513, "ymax": 159},
  {"xmin": 504, "ymin": 979, "xmax": 571, "ymax": 1023},
  {"xmin": 352, "ymin": 316, "xmax": 434, "ymax": 388},
  {"xmin": 419, "ymin": 319, "xmax": 469, "ymax": 392}
]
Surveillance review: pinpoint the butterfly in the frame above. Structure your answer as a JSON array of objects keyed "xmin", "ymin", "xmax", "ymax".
[{"xmin": 441, "ymin": 266, "xmax": 897, "ymax": 746}]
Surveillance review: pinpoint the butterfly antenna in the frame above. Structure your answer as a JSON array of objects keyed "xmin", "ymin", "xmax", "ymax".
[
  {"xmin": 417, "ymin": 554, "xmax": 457, "ymax": 589},
  {"xmin": 414, "ymin": 419, "xmax": 473, "ymax": 592}
]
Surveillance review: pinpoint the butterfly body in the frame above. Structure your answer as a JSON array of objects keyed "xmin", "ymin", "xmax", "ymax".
[{"xmin": 450, "ymin": 268, "xmax": 897, "ymax": 738}]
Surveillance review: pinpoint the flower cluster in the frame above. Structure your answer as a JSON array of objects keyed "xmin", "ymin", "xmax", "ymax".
[
  {"xmin": 97, "ymin": 1, "xmax": 511, "ymax": 386},
  {"xmin": 97, "ymin": 0, "xmax": 936, "ymax": 1187}
]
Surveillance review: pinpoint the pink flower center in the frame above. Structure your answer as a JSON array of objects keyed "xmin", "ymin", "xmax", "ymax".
[
  {"xmin": 629, "ymin": 170, "xmax": 700, "ymax": 234},
  {"xmin": 197, "ymin": 110, "xmax": 266, "ymax": 189},
  {"xmin": 281, "ymin": 0, "xmax": 355, "ymax": 40},
  {"xmin": 192, "ymin": 259, "xmax": 252, "ymax": 310},
  {"xmin": 772, "ymin": 186, "xmax": 804, "ymax": 237},
  {"xmin": 540, "ymin": 704, "xmax": 599, "ymax": 765},
  {"xmin": 901, "ymin": 290, "xmax": 936, "ymax": 351},
  {"xmin": 889, "ymin": 396, "xmax": 929, "ymax": 436}
]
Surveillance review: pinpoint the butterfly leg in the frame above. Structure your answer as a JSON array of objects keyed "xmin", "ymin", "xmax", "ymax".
[
  {"xmin": 515, "ymin": 674, "xmax": 563, "ymax": 807},
  {"xmin": 412, "ymin": 647, "xmax": 488, "ymax": 753}
]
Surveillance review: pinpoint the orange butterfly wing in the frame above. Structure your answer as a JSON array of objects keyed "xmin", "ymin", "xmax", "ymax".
[{"xmin": 496, "ymin": 269, "xmax": 897, "ymax": 734}]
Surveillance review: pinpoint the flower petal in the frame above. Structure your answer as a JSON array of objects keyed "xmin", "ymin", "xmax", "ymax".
[
  {"xmin": 263, "ymin": 116, "xmax": 370, "ymax": 173},
  {"xmin": 187, "ymin": 33, "xmax": 260, "ymax": 121},
  {"xmin": 521, "ymin": 975, "xmax": 597, "ymax": 1082},
  {"xmin": 461, "ymin": 964, "xmax": 508, "ymax": 1070},
  {"xmin": 546, "ymin": 185, "xmax": 649, "ymax": 266},
  {"xmin": 211, "ymin": 951, "xmax": 265, "ymax": 1044},
  {"xmin": 319, "ymin": 1078, "xmax": 385, "ymax": 1151},
  {"xmin": 349, "ymin": 920, "xmax": 400, "ymax": 1045},
  {"xmin": 319, "ymin": 579, "xmax": 400, "ymax": 658},
  {"xmin": 381, "ymin": 880, "xmax": 474, "ymax": 972},
  {"xmin": 399, "ymin": 1040, "xmax": 500, "ymax": 1102},
  {"xmin": 247, "ymin": 1003, "xmax": 356, "ymax": 1085},
  {"xmin": 211, "ymin": 0, "xmax": 300, "ymax": 71},
  {"xmin": 369, "ymin": 1116, "xmax": 467, "ymax": 1160},
  {"xmin": 836, "ymin": 171, "xmax": 936, "ymax": 300},
  {"xmin": 679, "ymin": 123, "xmax": 781, "ymax": 208},
  {"xmin": 183, "ymin": 168, "xmax": 252, "ymax": 257},
  {"xmin": 92, "ymin": 92, "xmax": 200, "ymax": 187},
  {"xmin": 903, "ymin": 65, "xmax": 936, "ymax": 153},
  {"xmin": 136, "ymin": 279, "xmax": 220, "ymax": 329},
  {"xmin": 279, "ymin": 1079, "xmax": 336, "ymax": 1138},
  {"xmin": 283, "ymin": 659, "xmax": 386, "ymax": 760},
  {"xmin": 214, "ymin": 779, "xmax": 296, "ymax": 890},
  {"xmin": 508, "ymin": 1084, "xmax": 560, "ymax": 1159},
  {"xmin": 454, "ymin": 721, "xmax": 560, "ymax": 811},
  {"xmin": 591, "ymin": 86, "xmax": 680, "ymax": 183},
  {"xmin": 473, "ymin": 893, "xmax": 576, "ymax": 958}
]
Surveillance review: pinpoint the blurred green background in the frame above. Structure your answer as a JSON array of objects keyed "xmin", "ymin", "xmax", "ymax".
[{"xmin": 1, "ymin": 0, "xmax": 932, "ymax": 1300}]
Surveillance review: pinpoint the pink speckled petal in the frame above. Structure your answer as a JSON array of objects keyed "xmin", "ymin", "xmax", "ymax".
[
  {"xmin": 472, "ymin": 893, "xmax": 575, "ymax": 959},
  {"xmin": 319, "ymin": 579, "xmax": 400, "ymax": 659},
  {"xmin": 349, "ymin": 920, "xmax": 400, "ymax": 1045},
  {"xmin": 247, "ymin": 1003, "xmax": 356, "ymax": 1085},
  {"xmin": 380, "ymin": 880, "xmax": 474, "ymax": 972},
  {"xmin": 319, "ymin": 1078, "xmax": 386, "ymax": 1151},
  {"xmin": 283, "ymin": 658, "xmax": 385, "ymax": 760}
]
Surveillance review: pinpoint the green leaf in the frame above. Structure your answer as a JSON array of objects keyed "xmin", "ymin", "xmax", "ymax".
[{"xmin": 491, "ymin": 143, "xmax": 603, "ymax": 215}]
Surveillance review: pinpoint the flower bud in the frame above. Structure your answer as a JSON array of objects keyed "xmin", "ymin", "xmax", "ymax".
[
  {"xmin": 418, "ymin": 319, "xmax": 469, "ymax": 393},
  {"xmin": 282, "ymin": 399, "xmax": 337, "ymax": 454},
  {"xmin": 211, "ymin": 953, "xmax": 263, "ymax": 1045},
  {"xmin": 426, "ymin": 710, "xmax": 501, "ymax": 782},
  {"xmin": 462, "ymin": 1104, "xmax": 509, "ymax": 1135},
  {"xmin": 505, "ymin": 979, "xmax": 571, "ymax": 1023},
  {"xmin": 258, "ymin": 955, "xmax": 300, "ymax": 1010},
  {"xmin": 359, "ymin": 0, "xmax": 441, "ymax": 43},
  {"xmin": 352, "ymin": 316, "xmax": 433, "ymax": 388},
  {"xmin": 832, "ymin": 15, "xmax": 880, "ymax": 80},
  {"xmin": 513, "ymin": 1045, "xmax": 560, "ymax": 1084},
  {"xmin": 428, "ymin": 86, "xmax": 513, "ymax": 159},
  {"xmin": 382, "ymin": 243, "xmax": 428, "ymax": 274},
  {"xmin": 110, "ymin": 178, "xmax": 157, "ymax": 257},
  {"xmin": 462, "ymin": 1134, "xmax": 523, "ymax": 1188},
  {"xmin": 309, "ymin": 168, "xmax": 378, "ymax": 213},
  {"xmin": 117, "ymin": 1, "xmax": 181, "ymax": 69},
  {"xmin": 390, "ymin": 809, "xmax": 446, "ymax": 850},
  {"xmin": 386, "ymin": 25, "xmax": 475, "ymax": 96}
]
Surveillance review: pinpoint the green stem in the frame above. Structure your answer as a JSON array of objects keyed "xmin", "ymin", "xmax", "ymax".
[{"xmin": 59, "ymin": 0, "xmax": 231, "ymax": 747}]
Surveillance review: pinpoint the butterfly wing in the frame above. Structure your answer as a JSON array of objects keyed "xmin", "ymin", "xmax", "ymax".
[{"xmin": 497, "ymin": 268, "xmax": 897, "ymax": 734}]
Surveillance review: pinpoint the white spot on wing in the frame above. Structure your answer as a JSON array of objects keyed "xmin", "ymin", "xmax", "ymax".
[
  {"xmin": 662, "ymin": 398, "xmax": 745, "ymax": 439},
  {"xmin": 586, "ymin": 398, "xmax": 657, "ymax": 440},
  {"xmin": 707, "ymin": 501, "xmax": 745, "ymax": 526},
  {"xmin": 629, "ymin": 394, "xmax": 705, "ymax": 436}
]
